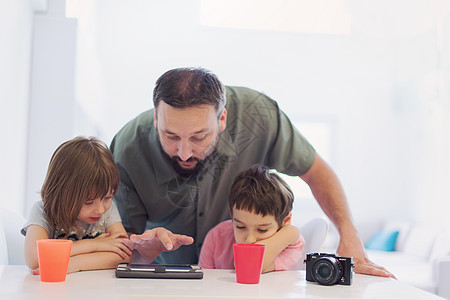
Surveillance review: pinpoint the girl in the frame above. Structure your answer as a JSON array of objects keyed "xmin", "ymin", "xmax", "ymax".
[{"xmin": 22, "ymin": 136, "xmax": 132, "ymax": 274}]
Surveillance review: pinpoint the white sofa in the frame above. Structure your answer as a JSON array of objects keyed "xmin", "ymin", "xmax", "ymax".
[
  {"xmin": 354, "ymin": 220, "xmax": 450, "ymax": 299},
  {"xmin": 0, "ymin": 207, "xmax": 26, "ymax": 265}
]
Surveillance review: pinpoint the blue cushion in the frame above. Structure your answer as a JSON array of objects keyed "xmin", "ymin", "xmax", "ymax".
[{"xmin": 365, "ymin": 230, "xmax": 399, "ymax": 251}]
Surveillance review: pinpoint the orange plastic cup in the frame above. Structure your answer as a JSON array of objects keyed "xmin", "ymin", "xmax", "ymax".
[
  {"xmin": 233, "ymin": 243, "xmax": 266, "ymax": 284},
  {"xmin": 37, "ymin": 239, "xmax": 73, "ymax": 282}
]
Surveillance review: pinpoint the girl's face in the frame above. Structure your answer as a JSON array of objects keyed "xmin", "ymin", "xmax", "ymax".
[
  {"xmin": 77, "ymin": 191, "xmax": 114, "ymax": 224},
  {"xmin": 232, "ymin": 207, "xmax": 281, "ymax": 244}
]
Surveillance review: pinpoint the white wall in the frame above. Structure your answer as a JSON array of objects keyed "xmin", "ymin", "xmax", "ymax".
[
  {"xmin": 0, "ymin": 0, "xmax": 34, "ymax": 216},
  {"xmin": 1, "ymin": 0, "xmax": 450, "ymax": 231},
  {"xmin": 68, "ymin": 0, "xmax": 450, "ymax": 229},
  {"xmin": 25, "ymin": 0, "xmax": 77, "ymax": 213}
]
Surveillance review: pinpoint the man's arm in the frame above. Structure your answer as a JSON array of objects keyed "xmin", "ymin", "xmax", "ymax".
[{"xmin": 300, "ymin": 153, "xmax": 394, "ymax": 278}]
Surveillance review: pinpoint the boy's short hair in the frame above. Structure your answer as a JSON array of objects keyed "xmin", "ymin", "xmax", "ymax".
[{"xmin": 229, "ymin": 165, "xmax": 294, "ymax": 227}]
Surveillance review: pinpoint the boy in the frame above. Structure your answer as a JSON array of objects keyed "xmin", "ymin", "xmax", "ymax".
[{"xmin": 199, "ymin": 165, "xmax": 304, "ymax": 273}]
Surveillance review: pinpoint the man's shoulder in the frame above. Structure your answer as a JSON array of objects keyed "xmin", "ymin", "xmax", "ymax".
[
  {"xmin": 226, "ymin": 86, "xmax": 275, "ymax": 103},
  {"xmin": 110, "ymin": 109, "xmax": 155, "ymax": 153},
  {"xmin": 225, "ymin": 86, "xmax": 278, "ymax": 116},
  {"xmin": 115, "ymin": 109, "xmax": 154, "ymax": 137}
]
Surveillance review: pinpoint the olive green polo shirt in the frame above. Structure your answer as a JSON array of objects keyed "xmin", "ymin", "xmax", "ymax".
[{"xmin": 110, "ymin": 86, "xmax": 316, "ymax": 264}]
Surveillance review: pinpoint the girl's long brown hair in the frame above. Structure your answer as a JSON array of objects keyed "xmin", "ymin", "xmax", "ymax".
[{"xmin": 41, "ymin": 136, "xmax": 119, "ymax": 234}]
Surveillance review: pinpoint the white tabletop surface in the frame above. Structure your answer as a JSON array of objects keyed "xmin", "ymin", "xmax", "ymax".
[{"xmin": 0, "ymin": 265, "xmax": 444, "ymax": 300}]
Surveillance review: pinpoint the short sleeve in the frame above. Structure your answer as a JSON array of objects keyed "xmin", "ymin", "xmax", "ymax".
[
  {"xmin": 224, "ymin": 86, "xmax": 316, "ymax": 177},
  {"xmin": 21, "ymin": 201, "xmax": 52, "ymax": 237},
  {"xmin": 104, "ymin": 201, "xmax": 123, "ymax": 228},
  {"xmin": 269, "ymin": 110, "xmax": 316, "ymax": 176},
  {"xmin": 198, "ymin": 220, "xmax": 236, "ymax": 269},
  {"xmin": 274, "ymin": 235, "xmax": 305, "ymax": 271},
  {"xmin": 198, "ymin": 228, "xmax": 217, "ymax": 269}
]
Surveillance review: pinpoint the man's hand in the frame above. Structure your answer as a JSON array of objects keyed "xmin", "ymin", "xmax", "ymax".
[
  {"xmin": 124, "ymin": 227, "xmax": 194, "ymax": 262},
  {"xmin": 337, "ymin": 234, "xmax": 396, "ymax": 278},
  {"xmin": 300, "ymin": 154, "xmax": 395, "ymax": 278}
]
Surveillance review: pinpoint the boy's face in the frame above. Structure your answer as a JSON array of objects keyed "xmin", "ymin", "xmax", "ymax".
[{"xmin": 232, "ymin": 207, "xmax": 281, "ymax": 244}]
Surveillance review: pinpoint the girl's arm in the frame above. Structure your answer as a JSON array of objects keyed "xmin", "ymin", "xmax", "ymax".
[
  {"xmin": 70, "ymin": 222, "xmax": 131, "ymax": 258},
  {"xmin": 67, "ymin": 251, "xmax": 131, "ymax": 273},
  {"xmin": 256, "ymin": 224, "xmax": 300, "ymax": 273},
  {"xmin": 106, "ymin": 221, "xmax": 128, "ymax": 235},
  {"xmin": 24, "ymin": 225, "xmax": 50, "ymax": 270},
  {"xmin": 67, "ymin": 222, "xmax": 131, "ymax": 273}
]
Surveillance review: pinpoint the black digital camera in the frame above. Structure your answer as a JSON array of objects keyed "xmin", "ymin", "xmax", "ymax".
[{"xmin": 304, "ymin": 253, "xmax": 354, "ymax": 286}]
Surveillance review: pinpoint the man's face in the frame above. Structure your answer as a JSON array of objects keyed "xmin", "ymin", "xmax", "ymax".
[{"xmin": 154, "ymin": 101, "xmax": 227, "ymax": 177}]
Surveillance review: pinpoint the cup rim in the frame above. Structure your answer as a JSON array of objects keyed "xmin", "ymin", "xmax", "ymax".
[
  {"xmin": 37, "ymin": 239, "xmax": 73, "ymax": 244},
  {"xmin": 233, "ymin": 243, "xmax": 266, "ymax": 248}
]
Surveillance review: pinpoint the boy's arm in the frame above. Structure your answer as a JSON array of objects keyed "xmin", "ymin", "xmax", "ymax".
[
  {"xmin": 24, "ymin": 225, "xmax": 50, "ymax": 270},
  {"xmin": 67, "ymin": 251, "xmax": 131, "ymax": 273},
  {"xmin": 255, "ymin": 224, "xmax": 300, "ymax": 273}
]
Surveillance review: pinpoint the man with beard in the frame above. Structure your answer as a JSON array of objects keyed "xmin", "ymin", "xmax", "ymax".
[{"xmin": 110, "ymin": 67, "xmax": 392, "ymax": 277}]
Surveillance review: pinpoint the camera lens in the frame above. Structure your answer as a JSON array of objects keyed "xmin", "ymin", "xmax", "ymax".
[{"xmin": 311, "ymin": 257, "xmax": 342, "ymax": 285}]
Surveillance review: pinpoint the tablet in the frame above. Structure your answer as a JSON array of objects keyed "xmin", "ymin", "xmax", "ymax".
[{"xmin": 115, "ymin": 263, "xmax": 204, "ymax": 279}]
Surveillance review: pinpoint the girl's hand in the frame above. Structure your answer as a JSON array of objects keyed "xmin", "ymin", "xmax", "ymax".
[
  {"xmin": 93, "ymin": 232, "xmax": 132, "ymax": 258},
  {"xmin": 31, "ymin": 268, "xmax": 40, "ymax": 275}
]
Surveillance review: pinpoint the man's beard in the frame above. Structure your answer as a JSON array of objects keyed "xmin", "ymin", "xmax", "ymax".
[
  {"xmin": 158, "ymin": 133, "xmax": 221, "ymax": 178},
  {"xmin": 167, "ymin": 156, "xmax": 204, "ymax": 178}
]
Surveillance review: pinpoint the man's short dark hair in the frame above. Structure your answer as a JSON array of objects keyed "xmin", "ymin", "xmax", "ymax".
[
  {"xmin": 153, "ymin": 67, "xmax": 226, "ymax": 115},
  {"xmin": 229, "ymin": 165, "xmax": 294, "ymax": 227}
]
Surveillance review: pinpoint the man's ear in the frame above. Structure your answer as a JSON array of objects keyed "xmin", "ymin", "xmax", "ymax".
[
  {"xmin": 219, "ymin": 108, "xmax": 227, "ymax": 132},
  {"xmin": 282, "ymin": 212, "xmax": 292, "ymax": 225}
]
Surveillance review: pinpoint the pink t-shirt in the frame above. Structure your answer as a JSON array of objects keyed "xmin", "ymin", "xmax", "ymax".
[{"xmin": 199, "ymin": 220, "xmax": 304, "ymax": 270}]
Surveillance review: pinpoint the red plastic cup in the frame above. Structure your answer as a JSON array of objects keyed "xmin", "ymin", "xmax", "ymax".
[
  {"xmin": 233, "ymin": 243, "xmax": 266, "ymax": 284},
  {"xmin": 37, "ymin": 239, "xmax": 73, "ymax": 282}
]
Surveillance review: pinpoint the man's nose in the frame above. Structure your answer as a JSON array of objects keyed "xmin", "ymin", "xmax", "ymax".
[{"xmin": 177, "ymin": 140, "xmax": 193, "ymax": 161}]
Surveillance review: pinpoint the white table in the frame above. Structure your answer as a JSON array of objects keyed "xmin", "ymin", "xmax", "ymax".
[{"xmin": 0, "ymin": 265, "xmax": 444, "ymax": 300}]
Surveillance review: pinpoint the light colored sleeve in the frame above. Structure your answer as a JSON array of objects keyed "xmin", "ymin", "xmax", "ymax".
[
  {"xmin": 198, "ymin": 228, "xmax": 217, "ymax": 269},
  {"xmin": 105, "ymin": 201, "xmax": 122, "ymax": 228},
  {"xmin": 274, "ymin": 235, "xmax": 305, "ymax": 271},
  {"xmin": 21, "ymin": 201, "xmax": 52, "ymax": 237},
  {"xmin": 268, "ymin": 107, "xmax": 316, "ymax": 176}
]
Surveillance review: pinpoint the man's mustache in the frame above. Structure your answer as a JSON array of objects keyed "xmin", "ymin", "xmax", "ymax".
[{"xmin": 172, "ymin": 156, "xmax": 199, "ymax": 163}]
